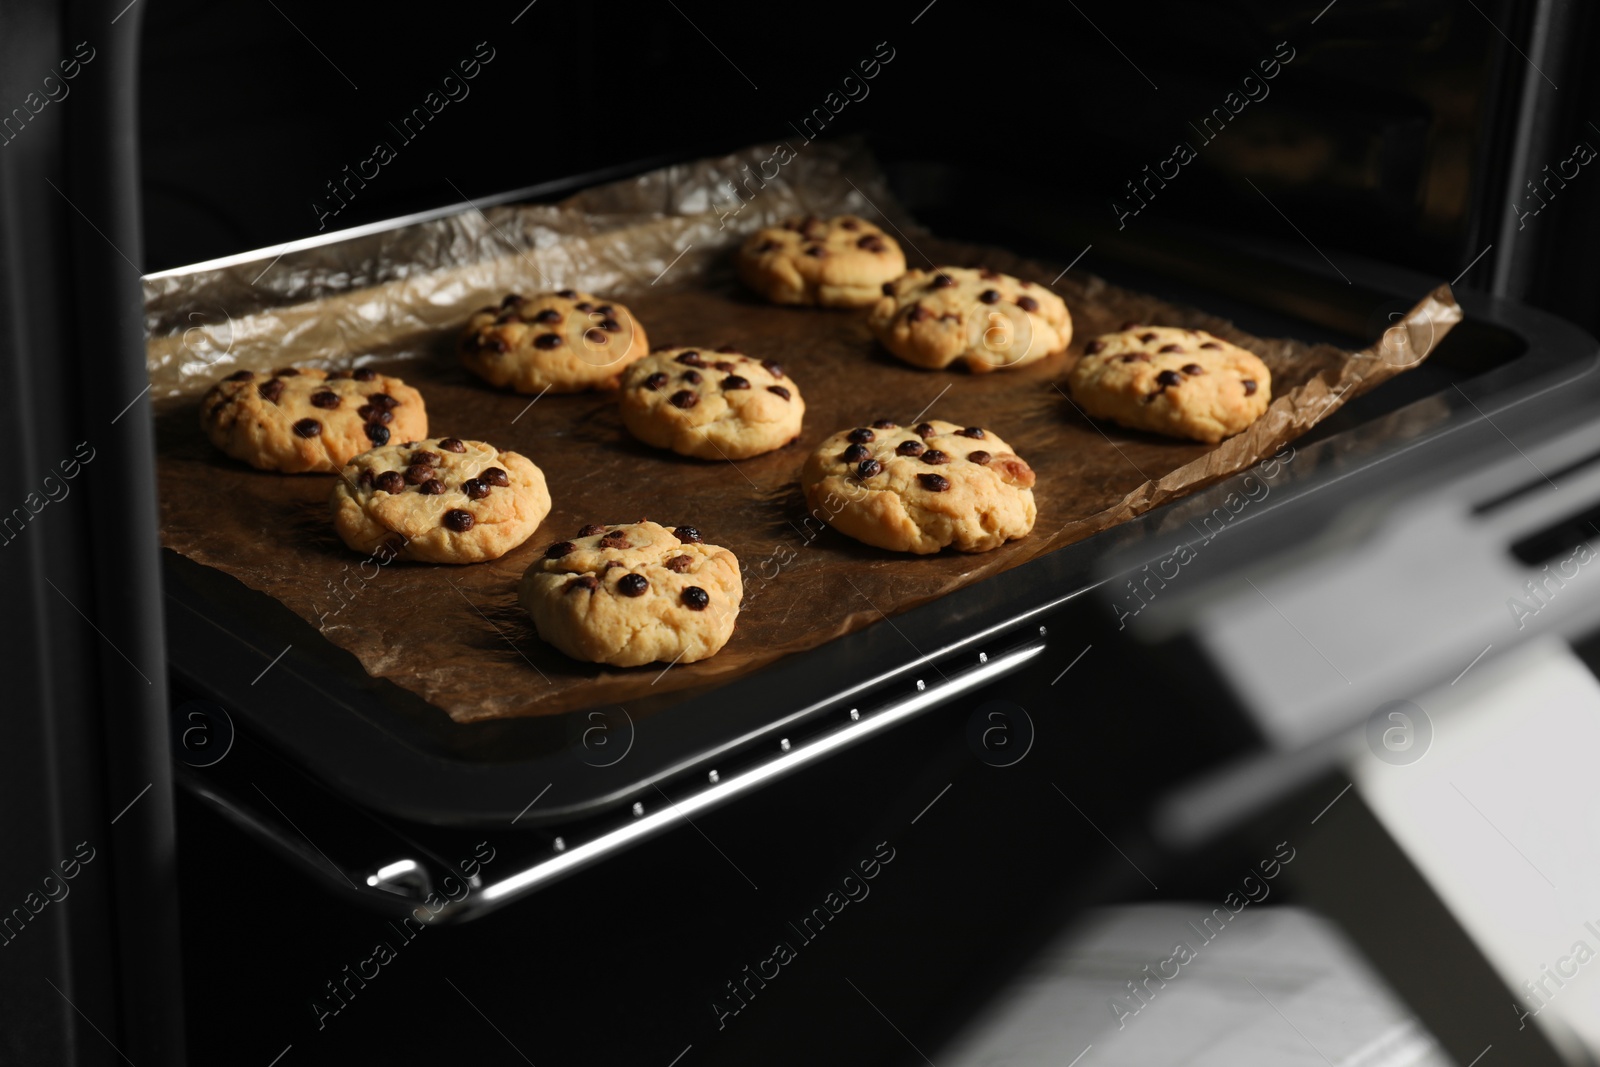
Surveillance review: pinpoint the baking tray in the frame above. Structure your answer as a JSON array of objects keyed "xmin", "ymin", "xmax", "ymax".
[{"xmin": 157, "ymin": 163, "xmax": 1593, "ymax": 834}]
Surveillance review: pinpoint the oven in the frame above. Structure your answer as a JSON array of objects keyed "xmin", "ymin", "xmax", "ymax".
[{"xmin": 7, "ymin": 1, "xmax": 1600, "ymax": 1065}]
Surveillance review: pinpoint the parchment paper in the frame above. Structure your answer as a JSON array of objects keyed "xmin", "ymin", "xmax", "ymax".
[{"xmin": 148, "ymin": 141, "xmax": 1459, "ymax": 722}]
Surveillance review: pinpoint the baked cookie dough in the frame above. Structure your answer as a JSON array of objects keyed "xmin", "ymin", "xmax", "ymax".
[
  {"xmin": 1067, "ymin": 326, "xmax": 1271, "ymax": 443},
  {"xmin": 867, "ymin": 266, "xmax": 1072, "ymax": 373},
  {"xmin": 329, "ymin": 437, "xmax": 550, "ymax": 564},
  {"xmin": 801, "ymin": 418, "xmax": 1037, "ymax": 554},
  {"xmin": 458, "ymin": 289, "xmax": 649, "ymax": 394},
  {"xmin": 736, "ymin": 214, "xmax": 906, "ymax": 308},
  {"xmin": 519, "ymin": 520, "xmax": 742, "ymax": 666},
  {"xmin": 619, "ymin": 347, "xmax": 804, "ymax": 460},
  {"xmin": 200, "ymin": 366, "xmax": 427, "ymax": 473}
]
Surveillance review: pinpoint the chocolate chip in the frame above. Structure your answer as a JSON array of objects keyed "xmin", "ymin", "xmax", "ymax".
[
  {"xmin": 1139, "ymin": 332, "xmax": 1157, "ymax": 343},
  {"xmin": 358, "ymin": 469, "xmax": 374, "ymax": 487},
  {"xmin": 847, "ymin": 428, "xmax": 875, "ymax": 444},
  {"xmin": 275, "ymin": 367, "xmax": 300, "ymax": 377},
  {"xmin": 1017, "ymin": 295, "xmax": 1040, "ymax": 312},
  {"xmin": 676, "ymin": 351, "xmax": 704, "ymax": 366},
  {"xmin": 667, "ymin": 389, "xmax": 698, "ymax": 410},
  {"xmin": 756, "ymin": 239, "xmax": 777, "ymax": 253},
  {"xmin": 366, "ymin": 424, "xmax": 390, "ymax": 445},
  {"xmin": 921, "ymin": 449, "xmax": 949, "ymax": 465},
  {"xmin": 226, "ymin": 370, "xmax": 254, "ymax": 381},
  {"xmin": 681, "ymin": 370, "xmax": 702, "ymax": 385},
  {"xmin": 896, "ymin": 440, "xmax": 925, "ymax": 457},
  {"xmin": 666, "ymin": 554, "xmax": 693, "ymax": 573},
  {"xmin": 1243, "ymin": 380, "xmax": 1258, "ymax": 395},
  {"xmin": 534, "ymin": 308, "xmax": 561, "ymax": 324},
  {"xmin": 439, "ymin": 438, "xmax": 467, "ymax": 453},
  {"xmin": 1156, "ymin": 369, "xmax": 1183, "ymax": 388},
  {"xmin": 1200, "ymin": 341, "xmax": 1222, "ymax": 349},
  {"xmin": 545, "ymin": 541, "xmax": 575, "ymax": 559},
  {"xmin": 580, "ymin": 524, "xmax": 606, "ymax": 537},
  {"xmin": 293, "ymin": 418, "xmax": 321, "ymax": 438},
  {"xmin": 767, "ymin": 385, "xmax": 791, "ymax": 400},
  {"xmin": 932, "ymin": 274, "xmax": 955, "ymax": 289},
  {"xmin": 369, "ymin": 394, "xmax": 399, "ymax": 410},
  {"xmin": 583, "ymin": 328, "xmax": 608, "ymax": 346},
  {"xmin": 722, "ymin": 375, "xmax": 751, "ymax": 390},
  {"xmin": 481, "ymin": 466, "xmax": 509, "ymax": 487},
  {"xmin": 463, "ymin": 478, "xmax": 491, "ymax": 500},
  {"xmin": 443, "ymin": 509, "xmax": 473, "ymax": 532},
  {"xmin": 918, "ymin": 473, "xmax": 951, "ymax": 492},
  {"xmin": 643, "ymin": 372, "xmax": 669, "ymax": 390},
  {"xmin": 360, "ymin": 408, "xmax": 393, "ymax": 425},
  {"xmin": 707, "ymin": 361, "xmax": 734, "ymax": 373},
  {"xmin": 412, "ymin": 450, "xmax": 439, "ymax": 465},
  {"xmin": 856, "ymin": 459, "xmax": 882, "ymax": 478},
  {"xmin": 761, "ymin": 360, "xmax": 784, "ymax": 379},
  {"xmin": 1182, "ymin": 363, "xmax": 1204, "ymax": 375},
  {"xmin": 840, "ymin": 219, "xmax": 861, "ymax": 231},
  {"xmin": 600, "ymin": 318, "xmax": 621, "ymax": 332},
  {"xmin": 557, "ymin": 288, "xmax": 576, "ymax": 298},
  {"xmin": 501, "ymin": 293, "xmax": 522, "ymax": 307},
  {"xmin": 418, "ymin": 478, "xmax": 446, "ymax": 495},
  {"xmin": 681, "ymin": 586, "xmax": 710, "ymax": 610},
  {"xmin": 979, "ymin": 289, "xmax": 1000, "ymax": 304},
  {"xmin": 534, "ymin": 334, "xmax": 563, "ymax": 350},
  {"xmin": 575, "ymin": 302, "xmax": 594, "ymax": 312},
  {"xmin": 858, "ymin": 236, "xmax": 885, "ymax": 252},
  {"xmin": 404, "ymin": 463, "xmax": 433, "ymax": 485},
  {"xmin": 915, "ymin": 423, "xmax": 935, "ymax": 437},
  {"xmin": 675, "ymin": 525, "xmax": 703, "ymax": 544},
  {"xmin": 617, "ymin": 573, "xmax": 648, "ymax": 597},
  {"xmin": 872, "ymin": 419, "xmax": 898, "ymax": 429},
  {"xmin": 310, "ymin": 391, "xmax": 340, "ymax": 409},
  {"xmin": 968, "ymin": 450, "xmax": 991, "ymax": 464},
  {"xmin": 1158, "ymin": 343, "xmax": 1181, "ymax": 353},
  {"xmin": 567, "ymin": 575, "xmax": 600, "ymax": 593},
  {"xmin": 957, "ymin": 427, "xmax": 985, "ymax": 439},
  {"xmin": 354, "ymin": 368, "xmax": 379, "ymax": 381},
  {"xmin": 842, "ymin": 443, "xmax": 871, "ymax": 463},
  {"xmin": 374, "ymin": 471, "xmax": 405, "ymax": 493},
  {"xmin": 881, "ymin": 282, "xmax": 895, "ymax": 296},
  {"xmin": 258, "ymin": 379, "xmax": 285, "ymax": 403},
  {"xmin": 908, "ymin": 305, "xmax": 930, "ymax": 323},
  {"xmin": 804, "ymin": 245, "xmax": 825, "ymax": 257},
  {"xmin": 1085, "ymin": 339, "xmax": 1105, "ymax": 354}
]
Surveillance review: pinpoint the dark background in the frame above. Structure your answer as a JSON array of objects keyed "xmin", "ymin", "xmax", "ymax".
[{"xmin": 135, "ymin": 0, "xmax": 1600, "ymax": 333}]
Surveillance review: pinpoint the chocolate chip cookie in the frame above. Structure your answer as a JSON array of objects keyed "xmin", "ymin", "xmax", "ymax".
[
  {"xmin": 200, "ymin": 366, "xmax": 427, "ymax": 473},
  {"xmin": 618, "ymin": 347, "xmax": 804, "ymax": 460},
  {"xmin": 519, "ymin": 521, "xmax": 742, "ymax": 666},
  {"xmin": 458, "ymin": 289, "xmax": 650, "ymax": 394},
  {"xmin": 1067, "ymin": 326, "xmax": 1271, "ymax": 443},
  {"xmin": 800, "ymin": 419, "xmax": 1037, "ymax": 554},
  {"xmin": 868, "ymin": 266, "xmax": 1072, "ymax": 373},
  {"xmin": 736, "ymin": 214, "xmax": 907, "ymax": 308},
  {"xmin": 329, "ymin": 437, "xmax": 551, "ymax": 563}
]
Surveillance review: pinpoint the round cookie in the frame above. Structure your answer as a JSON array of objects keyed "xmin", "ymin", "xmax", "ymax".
[
  {"xmin": 200, "ymin": 366, "xmax": 427, "ymax": 473},
  {"xmin": 736, "ymin": 214, "xmax": 907, "ymax": 308},
  {"xmin": 458, "ymin": 289, "xmax": 649, "ymax": 394},
  {"xmin": 800, "ymin": 419, "xmax": 1037, "ymax": 554},
  {"xmin": 618, "ymin": 346, "xmax": 804, "ymax": 460},
  {"xmin": 867, "ymin": 266, "xmax": 1072, "ymax": 373},
  {"xmin": 1067, "ymin": 325, "xmax": 1271, "ymax": 444},
  {"xmin": 519, "ymin": 521, "xmax": 742, "ymax": 667},
  {"xmin": 329, "ymin": 437, "xmax": 550, "ymax": 564}
]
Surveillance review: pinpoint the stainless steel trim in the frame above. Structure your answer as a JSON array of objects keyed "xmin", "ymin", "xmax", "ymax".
[{"xmin": 435, "ymin": 640, "xmax": 1047, "ymax": 922}]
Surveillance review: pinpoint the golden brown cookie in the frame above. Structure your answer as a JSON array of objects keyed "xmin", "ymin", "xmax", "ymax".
[
  {"xmin": 800, "ymin": 419, "xmax": 1037, "ymax": 554},
  {"xmin": 458, "ymin": 289, "xmax": 649, "ymax": 394},
  {"xmin": 618, "ymin": 346, "xmax": 804, "ymax": 460},
  {"xmin": 867, "ymin": 266, "xmax": 1072, "ymax": 373},
  {"xmin": 519, "ymin": 521, "xmax": 742, "ymax": 666},
  {"xmin": 329, "ymin": 437, "xmax": 550, "ymax": 564},
  {"xmin": 736, "ymin": 214, "xmax": 907, "ymax": 308},
  {"xmin": 200, "ymin": 366, "xmax": 427, "ymax": 473},
  {"xmin": 1067, "ymin": 326, "xmax": 1271, "ymax": 443}
]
